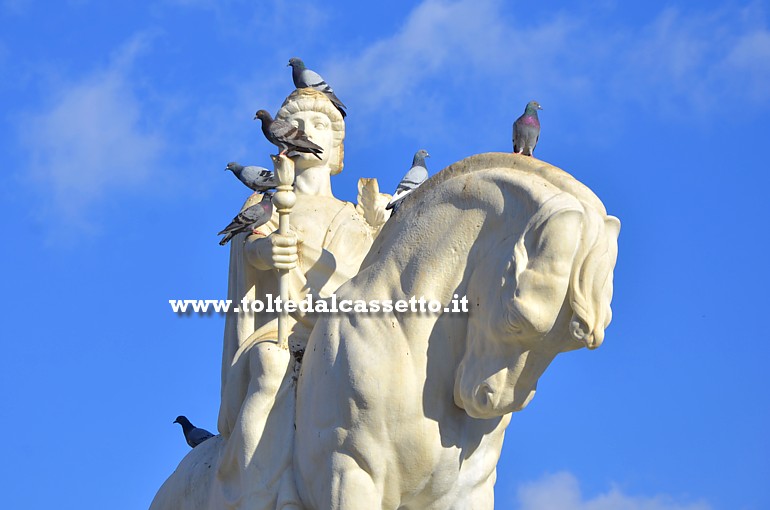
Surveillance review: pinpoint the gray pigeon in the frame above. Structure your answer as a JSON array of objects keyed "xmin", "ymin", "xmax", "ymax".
[
  {"xmin": 218, "ymin": 192, "xmax": 274, "ymax": 246},
  {"xmin": 386, "ymin": 149, "xmax": 430, "ymax": 213},
  {"xmin": 512, "ymin": 101, "xmax": 542, "ymax": 156},
  {"xmin": 173, "ymin": 415, "xmax": 214, "ymax": 448},
  {"xmin": 254, "ymin": 110, "xmax": 323, "ymax": 160},
  {"xmin": 225, "ymin": 162, "xmax": 277, "ymax": 192},
  {"xmin": 288, "ymin": 57, "xmax": 347, "ymax": 118}
]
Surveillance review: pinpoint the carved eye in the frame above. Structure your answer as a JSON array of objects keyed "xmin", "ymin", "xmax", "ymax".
[{"xmin": 312, "ymin": 115, "xmax": 329, "ymax": 130}]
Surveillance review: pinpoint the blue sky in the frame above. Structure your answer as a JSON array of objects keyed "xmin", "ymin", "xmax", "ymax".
[{"xmin": 1, "ymin": 0, "xmax": 769, "ymax": 508}]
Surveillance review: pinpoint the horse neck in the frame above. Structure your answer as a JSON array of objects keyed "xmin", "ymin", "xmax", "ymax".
[{"xmin": 391, "ymin": 212, "xmax": 487, "ymax": 305}]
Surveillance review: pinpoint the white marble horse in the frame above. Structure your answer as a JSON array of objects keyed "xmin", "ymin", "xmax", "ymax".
[
  {"xmin": 293, "ymin": 153, "xmax": 620, "ymax": 509},
  {"xmin": 150, "ymin": 153, "xmax": 619, "ymax": 510}
]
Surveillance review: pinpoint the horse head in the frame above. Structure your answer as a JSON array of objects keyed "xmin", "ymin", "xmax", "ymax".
[{"xmin": 453, "ymin": 163, "xmax": 620, "ymax": 420}]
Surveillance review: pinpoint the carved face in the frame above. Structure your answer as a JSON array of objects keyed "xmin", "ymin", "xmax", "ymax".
[
  {"xmin": 454, "ymin": 207, "xmax": 588, "ymax": 419},
  {"xmin": 277, "ymin": 89, "xmax": 345, "ymax": 174}
]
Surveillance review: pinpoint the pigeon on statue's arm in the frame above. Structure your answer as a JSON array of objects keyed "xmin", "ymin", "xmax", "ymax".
[
  {"xmin": 218, "ymin": 192, "xmax": 274, "ymax": 246},
  {"xmin": 173, "ymin": 415, "xmax": 215, "ymax": 448}
]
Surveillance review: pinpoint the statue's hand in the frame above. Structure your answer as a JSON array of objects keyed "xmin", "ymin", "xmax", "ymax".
[
  {"xmin": 246, "ymin": 231, "xmax": 298, "ymax": 271},
  {"xmin": 356, "ymin": 178, "xmax": 392, "ymax": 231},
  {"xmin": 269, "ymin": 232, "xmax": 299, "ymax": 270}
]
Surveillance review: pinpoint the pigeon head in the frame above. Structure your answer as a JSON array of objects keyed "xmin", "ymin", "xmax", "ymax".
[
  {"xmin": 413, "ymin": 149, "xmax": 430, "ymax": 166},
  {"xmin": 525, "ymin": 101, "xmax": 543, "ymax": 114},
  {"xmin": 225, "ymin": 162, "xmax": 243, "ymax": 173},
  {"xmin": 173, "ymin": 415, "xmax": 191, "ymax": 426},
  {"xmin": 287, "ymin": 57, "xmax": 305, "ymax": 69},
  {"xmin": 254, "ymin": 110, "xmax": 272, "ymax": 122}
]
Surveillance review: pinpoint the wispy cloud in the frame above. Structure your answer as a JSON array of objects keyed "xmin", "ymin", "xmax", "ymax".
[
  {"xmin": 327, "ymin": 0, "xmax": 770, "ymax": 124},
  {"xmin": 19, "ymin": 33, "xmax": 164, "ymax": 235},
  {"xmin": 326, "ymin": 0, "xmax": 505, "ymax": 112},
  {"xmin": 611, "ymin": 4, "xmax": 770, "ymax": 116},
  {"xmin": 515, "ymin": 472, "xmax": 711, "ymax": 510}
]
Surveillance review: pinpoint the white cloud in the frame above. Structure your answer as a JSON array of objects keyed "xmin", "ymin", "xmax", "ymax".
[
  {"xmin": 611, "ymin": 5, "xmax": 770, "ymax": 116},
  {"xmin": 20, "ymin": 33, "xmax": 164, "ymax": 234},
  {"xmin": 515, "ymin": 472, "xmax": 711, "ymax": 510},
  {"xmin": 721, "ymin": 27, "xmax": 770, "ymax": 103},
  {"xmin": 326, "ymin": 0, "xmax": 506, "ymax": 111},
  {"xmin": 327, "ymin": 0, "xmax": 770, "ymax": 122}
]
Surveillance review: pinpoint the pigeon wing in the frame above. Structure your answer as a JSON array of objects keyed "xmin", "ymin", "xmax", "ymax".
[
  {"xmin": 300, "ymin": 69, "xmax": 347, "ymax": 113},
  {"xmin": 241, "ymin": 166, "xmax": 277, "ymax": 191},
  {"xmin": 217, "ymin": 203, "xmax": 267, "ymax": 245},
  {"xmin": 187, "ymin": 427, "xmax": 215, "ymax": 447},
  {"xmin": 386, "ymin": 165, "xmax": 429, "ymax": 210},
  {"xmin": 299, "ymin": 68, "xmax": 328, "ymax": 90}
]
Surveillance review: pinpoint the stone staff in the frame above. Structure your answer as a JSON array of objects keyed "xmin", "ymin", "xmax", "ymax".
[{"xmin": 272, "ymin": 154, "xmax": 296, "ymax": 349}]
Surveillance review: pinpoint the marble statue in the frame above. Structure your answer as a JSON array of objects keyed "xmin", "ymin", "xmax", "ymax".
[{"xmin": 150, "ymin": 94, "xmax": 620, "ymax": 510}]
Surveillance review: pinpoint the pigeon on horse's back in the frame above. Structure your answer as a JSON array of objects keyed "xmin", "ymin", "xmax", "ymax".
[
  {"xmin": 173, "ymin": 415, "xmax": 214, "ymax": 448},
  {"xmin": 513, "ymin": 101, "xmax": 543, "ymax": 157}
]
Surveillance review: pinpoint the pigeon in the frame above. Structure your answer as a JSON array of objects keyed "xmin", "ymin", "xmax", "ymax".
[
  {"xmin": 173, "ymin": 415, "xmax": 214, "ymax": 448},
  {"xmin": 218, "ymin": 192, "xmax": 274, "ymax": 246},
  {"xmin": 254, "ymin": 110, "xmax": 323, "ymax": 160},
  {"xmin": 512, "ymin": 101, "xmax": 543, "ymax": 157},
  {"xmin": 288, "ymin": 57, "xmax": 347, "ymax": 118},
  {"xmin": 225, "ymin": 162, "xmax": 277, "ymax": 192},
  {"xmin": 386, "ymin": 149, "xmax": 430, "ymax": 213}
]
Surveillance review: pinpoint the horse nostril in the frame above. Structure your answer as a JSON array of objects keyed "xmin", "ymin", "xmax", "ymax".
[{"xmin": 477, "ymin": 383, "xmax": 495, "ymax": 407}]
